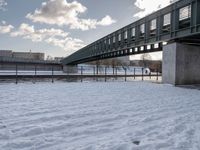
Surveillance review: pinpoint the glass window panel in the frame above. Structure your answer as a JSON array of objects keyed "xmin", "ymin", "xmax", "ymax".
[
  {"xmin": 131, "ymin": 28, "xmax": 135, "ymax": 37},
  {"xmin": 179, "ymin": 5, "xmax": 191, "ymax": 21},
  {"xmin": 118, "ymin": 34, "xmax": 121, "ymax": 41},
  {"xmin": 147, "ymin": 45, "xmax": 151, "ymax": 49},
  {"xmin": 163, "ymin": 13, "xmax": 171, "ymax": 26},
  {"xmin": 154, "ymin": 43, "xmax": 159, "ymax": 48},
  {"xmin": 150, "ymin": 19, "xmax": 157, "ymax": 30},
  {"xmin": 113, "ymin": 36, "xmax": 116, "ymax": 43},
  {"xmin": 124, "ymin": 31, "xmax": 128, "ymax": 39},
  {"xmin": 140, "ymin": 24, "xmax": 145, "ymax": 34}
]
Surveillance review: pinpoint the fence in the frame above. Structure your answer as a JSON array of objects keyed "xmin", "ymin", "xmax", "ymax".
[{"xmin": 0, "ymin": 64, "xmax": 162, "ymax": 84}]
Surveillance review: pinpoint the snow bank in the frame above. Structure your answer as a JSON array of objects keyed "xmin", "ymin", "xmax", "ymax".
[{"xmin": 0, "ymin": 82, "xmax": 200, "ymax": 150}]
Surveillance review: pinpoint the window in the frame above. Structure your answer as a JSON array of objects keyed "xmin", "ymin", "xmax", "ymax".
[
  {"xmin": 140, "ymin": 24, "xmax": 145, "ymax": 34},
  {"xmin": 147, "ymin": 45, "xmax": 151, "ymax": 50},
  {"xmin": 140, "ymin": 46, "xmax": 144, "ymax": 51},
  {"xmin": 124, "ymin": 30, "xmax": 128, "ymax": 39},
  {"xmin": 163, "ymin": 41, "xmax": 167, "ymax": 45},
  {"xmin": 154, "ymin": 43, "xmax": 159, "ymax": 48},
  {"xmin": 113, "ymin": 36, "xmax": 116, "ymax": 43},
  {"xmin": 131, "ymin": 28, "xmax": 135, "ymax": 37},
  {"xmin": 150, "ymin": 19, "xmax": 157, "ymax": 30},
  {"xmin": 179, "ymin": 5, "xmax": 191, "ymax": 21},
  {"xmin": 108, "ymin": 38, "xmax": 110, "ymax": 45},
  {"xmin": 118, "ymin": 33, "xmax": 121, "ymax": 41},
  {"xmin": 163, "ymin": 13, "xmax": 171, "ymax": 26}
]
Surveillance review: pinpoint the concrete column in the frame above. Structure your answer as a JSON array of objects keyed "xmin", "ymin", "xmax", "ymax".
[{"xmin": 162, "ymin": 42, "xmax": 200, "ymax": 85}]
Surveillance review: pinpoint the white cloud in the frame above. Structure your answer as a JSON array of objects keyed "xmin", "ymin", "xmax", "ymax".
[
  {"xmin": 11, "ymin": 23, "xmax": 85, "ymax": 55},
  {"xmin": 0, "ymin": 0, "xmax": 7, "ymax": 10},
  {"xmin": 0, "ymin": 21, "xmax": 14, "ymax": 33},
  {"xmin": 97, "ymin": 15, "xmax": 116, "ymax": 26},
  {"xmin": 134, "ymin": 0, "xmax": 178, "ymax": 18},
  {"xmin": 26, "ymin": 0, "xmax": 116, "ymax": 31}
]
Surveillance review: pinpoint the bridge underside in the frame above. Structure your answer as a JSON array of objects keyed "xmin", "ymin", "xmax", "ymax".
[
  {"xmin": 63, "ymin": 32, "xmax": 200, "ymax": 65},
  {"xmin": 66, "ymin": 44, "xmax": 163, "ymax": 65}
]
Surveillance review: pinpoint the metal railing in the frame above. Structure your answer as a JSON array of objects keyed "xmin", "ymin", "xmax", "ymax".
[{"xmin": 0, "ymin": 65, "xmax": 162, "ymax": 84}]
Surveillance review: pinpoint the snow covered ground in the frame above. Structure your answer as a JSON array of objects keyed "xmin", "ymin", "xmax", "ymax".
[{"xmin": 0, "ymin": 82, "xmax": 200, "ymax": 150}]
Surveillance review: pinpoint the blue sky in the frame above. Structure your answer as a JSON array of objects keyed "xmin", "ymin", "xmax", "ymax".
[{"xmin": 0, "ymin": 0, "xmax": 174, "ymax": 59}]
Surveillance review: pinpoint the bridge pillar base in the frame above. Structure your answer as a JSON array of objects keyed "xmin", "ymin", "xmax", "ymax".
[
  {"xmin": 63, "ymin": 65, "xmax": 78, "ymax": 74},
  {"xmin": 162, "ymin": 43, "xmax": 200, "ymax": 85}
]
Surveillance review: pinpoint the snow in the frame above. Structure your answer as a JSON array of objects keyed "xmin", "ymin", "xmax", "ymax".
[{"xmin": 0, "ymin": 82, "xmax": 200, "ymax": 150}]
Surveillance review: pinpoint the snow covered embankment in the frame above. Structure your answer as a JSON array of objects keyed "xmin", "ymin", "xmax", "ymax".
[{"xmin": 0, "ymin": 82, "xmax": 200, "ymax": 150}]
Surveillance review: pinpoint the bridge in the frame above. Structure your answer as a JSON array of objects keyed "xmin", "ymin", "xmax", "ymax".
[{"xmin": 62, "ymin": 0, "xmax": 200, "ymax": 85}]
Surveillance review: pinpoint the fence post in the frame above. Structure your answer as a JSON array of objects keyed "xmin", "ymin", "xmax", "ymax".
[
  {"xmin": 125, "ymin": 68, "xmax": 127, "ymax": 82},
  {"xmin": 93, "ymin": 66, "xmax": 95, "ymax": 75},
  {"xmin": 35, "ymin": 65, "xmax": 37, "ymax": 76},
  {"xmin": 15, "ymin": 64, "xmax": 18, "ymax": 84},
  {"xmin": 149, "ymin": 71, "xmax": 151, "ymax": 80},
  {"xmin": 134, "ymin": 68, "xmax": 136, "ymax": 80},
  {"xmin": 142, "ymin": 68, "xmax": 144, "ymax": 81},
  {"xmin": 105, "ymin": 67, "xmax": 107, "ymax": 82},
  {"xmin": 96, "ymin": 65, "xmax": 99, "ymax": 75},
  {"xmin": 52, "ymin": 67, "xmax": 54, "ymax": 83},
  {"xmin": 115, "ymin": 67, "xmax": 118, "ymax": 80},
  {"xmin": 81, "ymin": 66, "xmax": 83, "ymax": 82},
  {"xmin": 156, "ymin": 69, "xmax": 159, "ymax": 81},
  {"xmin": 93, "ymin": 66, "xmax": 95, "ymax": 81},
  {"xmin": 34, "ymin": 65, "xmax": 37, "ymax": 83}
]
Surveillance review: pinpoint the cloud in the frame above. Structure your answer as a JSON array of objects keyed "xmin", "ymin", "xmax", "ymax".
[
  {"xmin": 134, "ymin": 0, "xmax": 178, "ymax": 18},
  {"xmin": 10, "ymin": 23, "xmax": 85, "ymax": 55},
  {"xmin": 0, "ymin": 21, "xmax": 14, "ymax": 33},
  {"xmin": 97, "ymin": 15, "xmax": 116, "ymax": 26},
  {"xmin": 0, "ymin": 0, "xmax": 7, "ymax": 10},
  {"xmin": 26, "ymin": 0, "xmax": 116, "ymax": 31}
]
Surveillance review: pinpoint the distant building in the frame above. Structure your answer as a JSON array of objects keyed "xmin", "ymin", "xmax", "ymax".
[
  {"xmin": 12, "ymin": 52, "xmax": 44, "ymax": 60},
  {"xmin": 0, "ymin": 50, "xmax": 45, "ymax": 61},
  {"xmin": 0, "ymin": 50, "xmax": 12, "ymax": 57}
]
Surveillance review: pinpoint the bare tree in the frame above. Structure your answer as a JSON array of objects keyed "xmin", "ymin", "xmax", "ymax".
[{"xmin": 140, "ymin": 53, "xmax": 152, "ymax": 67}]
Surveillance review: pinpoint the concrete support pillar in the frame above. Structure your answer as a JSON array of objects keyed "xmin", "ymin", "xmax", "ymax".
[
  {"xmin": 63, "ymin": 65, "xmax": 78, "ymax": 74},
  {"xmin": 162, "ymin": 42, "xmax": 200, "ymax": 85}
]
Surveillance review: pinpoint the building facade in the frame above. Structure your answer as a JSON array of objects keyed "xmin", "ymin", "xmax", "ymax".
[
  {"xmin": 0, "ymin": 50, "xmax": 12, "ymax": 57},
  {"xmin": 12, "ymin": 52, "xmax": 44, "ymax": 60}
]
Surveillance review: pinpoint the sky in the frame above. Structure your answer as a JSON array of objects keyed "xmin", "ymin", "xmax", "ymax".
[{"xmin": 0, "ymin": 0, "xmax": 176, "ymax": 59}]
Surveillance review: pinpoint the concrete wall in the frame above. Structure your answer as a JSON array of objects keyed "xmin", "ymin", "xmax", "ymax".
[
  {"xmin": 162, "ymin": 43, "xmax": 177, "ymax": 84},
  {"xmin": 163, "ymin": 43, "xmax": 200, "ymax": 85}
]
